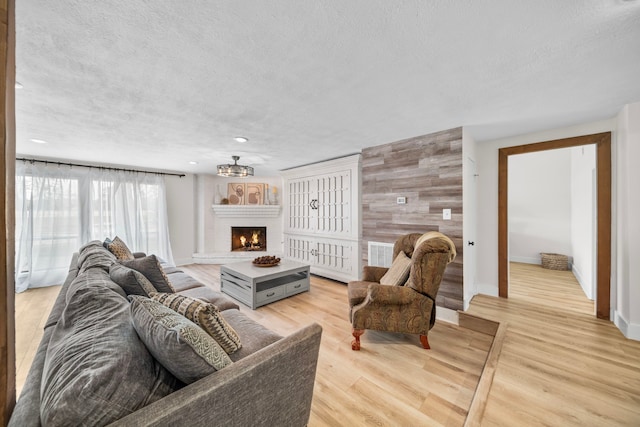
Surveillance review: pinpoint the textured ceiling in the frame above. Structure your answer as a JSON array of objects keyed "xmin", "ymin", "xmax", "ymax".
[{"xmin": 15, "ymin": 1, "xmax": 640, "ymax": 175}]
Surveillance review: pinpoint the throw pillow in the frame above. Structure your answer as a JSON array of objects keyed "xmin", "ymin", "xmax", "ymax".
[
  {"xmin": 129, "ymin": 296, "xmax": 233, "ymax": 384},
  {"xmin": 379, "ymin": 251, "xmax": 412, "ymax": 286},
  {"xmin": 150, "ymin": 293, "xmax": 241, "ymax": 354},
  {"xmin": 104, "ymin": 236, "xmax": 135, "ymax": 261},
  {"xmin": 120, "ymin": 255, "xmax": 176, "ymax": 293},
  {"xmin": 40, "ymin": 276, "xmax": 179, "ymax": 425},
  {"xmin": 109, "ymin": 263, "xmax": 158, "ymax": 296}
]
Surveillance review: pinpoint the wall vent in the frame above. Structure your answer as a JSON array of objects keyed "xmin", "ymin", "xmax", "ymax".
[{"xmin": 368, "ymin": 241, "xmax": 394, "ymax": 267}]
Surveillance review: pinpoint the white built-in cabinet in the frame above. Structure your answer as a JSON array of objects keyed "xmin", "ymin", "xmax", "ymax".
[{"xmin": 281, "ymin": 154, "xmax": 361, "ymax": 283}]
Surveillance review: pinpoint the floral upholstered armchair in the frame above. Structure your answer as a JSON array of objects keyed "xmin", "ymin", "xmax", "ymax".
[{"xmin": 347, "ymin": 232, "xmax": 456, "ymax": 350}]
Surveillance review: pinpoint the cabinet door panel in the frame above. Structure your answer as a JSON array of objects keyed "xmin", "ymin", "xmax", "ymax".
[
  {"xmin": 314, "ymin": 170, "xmax": 351, "ymax": 236},
  {"xmin": 284, "ymin": 234, "xmax": 314, "ymax": 265},
  {"xmin": 314, "ymin": 237, "xmax": 354, "ymax": 276},
  {"xmin": 286, "ymin": 177, "xmax": 314, "ymax": 232}
]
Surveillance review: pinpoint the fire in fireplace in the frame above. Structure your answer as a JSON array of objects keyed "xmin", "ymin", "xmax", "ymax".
[{"xmin": 231, "ymin": 227, "xmax": 267, "ymax": 252}]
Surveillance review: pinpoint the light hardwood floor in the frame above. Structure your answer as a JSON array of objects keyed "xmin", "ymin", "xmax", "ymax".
[
  {"xmin": 469, "ymin": 262, "xmax": 640, "ymax": 426},
  {"xmin": 14, "ymin": 262, "xmax": 640, "ymax": 425}
]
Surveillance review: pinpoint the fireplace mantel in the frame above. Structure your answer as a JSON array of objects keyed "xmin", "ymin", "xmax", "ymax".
[{"xmin": 211, "ymin": 204, "xmax": 281, "ymax": 218}]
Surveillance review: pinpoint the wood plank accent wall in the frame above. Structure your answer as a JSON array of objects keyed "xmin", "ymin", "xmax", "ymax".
[
  {"xmin": 1, "ymin": 0, "xmax": 16, "ymax": 424},
  {"xmin": 362, "ymin": 127, "xmax": 463, "ymax": 310}
]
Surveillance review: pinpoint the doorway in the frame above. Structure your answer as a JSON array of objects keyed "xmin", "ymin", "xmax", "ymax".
[{"xmin": 498, "ymin": 132, "xmax": 611, "ymax": 319}]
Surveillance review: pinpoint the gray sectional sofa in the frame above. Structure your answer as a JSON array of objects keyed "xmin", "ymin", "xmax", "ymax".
[{"xmin": 10, "ymin": 241, "xmax": 322, "ymax": 426}]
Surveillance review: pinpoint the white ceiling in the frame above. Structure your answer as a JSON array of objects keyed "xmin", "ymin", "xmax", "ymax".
[{"xmin": 15, "ymin": 1, "xmax": 640, "ymax": 176}]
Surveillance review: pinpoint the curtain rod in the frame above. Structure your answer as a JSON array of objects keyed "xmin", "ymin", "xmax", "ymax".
[{"xmin": 16, "ymin": 158, "xmax": 185, "ymax": 178}]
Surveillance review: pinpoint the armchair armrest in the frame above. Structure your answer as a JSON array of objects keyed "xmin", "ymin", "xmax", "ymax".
[
  {"xmin": 367, "ymin": 283, "xmax": 416, "ymax": 305},
  {"xmin": 362, "ymin": 266, "xmax": 388, "ymax": 282},
  {"xmin": 132, "ymin": 252, "xmax": 147, "ymax": 259}
]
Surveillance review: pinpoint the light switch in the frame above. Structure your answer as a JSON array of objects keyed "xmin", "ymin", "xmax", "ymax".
[
  {"xmin": 443, "ymin": 208, "xmax": 451, "ymax": 220},
  {"xmin": 397, "ymin": 196, "xmax": 406, "ymax": 204}
]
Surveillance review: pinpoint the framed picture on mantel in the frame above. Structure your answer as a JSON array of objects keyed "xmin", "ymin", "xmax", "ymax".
[
  {"xmin": 227, "ymin": 183, "xmax": 245, "ymax": 205},
  {"xmin": 245, "ymin": 183, "xmax": 264, "ymax": 205}
]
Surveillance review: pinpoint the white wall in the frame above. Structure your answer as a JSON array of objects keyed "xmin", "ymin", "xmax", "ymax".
[
  {"xmin": 475, "ymin": 118, "xmax": 613, "ymax": 298},
  {"xmin": 462, "ymin": 128, "xmax": 478, "ymax": 309},
  {"xmin": 165, "ymin": 174, "xmax": 196, "ymax": 265},
  {"xmin": 571, "ymin": 144, "xmax": 596, "ymax": 300},
  {"xmin": 615, "ymin": 102, "xmax": 640, "ymax": 340},
  {"xmin": 508, "ymin": 148, "xmax": 573, "ymax": 265}
]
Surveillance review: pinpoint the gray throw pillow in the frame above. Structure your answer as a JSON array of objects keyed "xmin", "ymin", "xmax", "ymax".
[
  {"xmin": 129, "ymin": 296, "xmax": 233, "ymax": 384},
  {"xmin": 41, "ymin": 275, "xmax": 179, "ymax": 426},
  {"xmin": 120, "ymin": 255, "xmax": 176, "ymax": 293},
  {"xmin": 110, "ymin": 263, "xmax": 158, "ymax": 296}
]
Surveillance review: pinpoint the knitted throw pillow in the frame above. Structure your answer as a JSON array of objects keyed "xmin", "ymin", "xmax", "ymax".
[
  {"xmin": 150, "ymin": 293, "xmax": 241, "ymax": 355},
  {"xmin": 104, "ymin": 236, "xmax": 135, "ymax": 261}
]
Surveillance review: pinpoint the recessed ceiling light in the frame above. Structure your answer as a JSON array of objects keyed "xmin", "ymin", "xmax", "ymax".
[
  {"xmin": 234, "ymin": 136, "xmax": 249, "ymax": 143},
  {"xmin": 29, "ymin": 138, "xmax": 47, "ymax": 144},
  {"xmin": 15, "ymin": 82, "xmax": 23, "ymax": 89},
  {"xmin": 189, "ymin": 161, "xmax": 198, "ymax": 165}
]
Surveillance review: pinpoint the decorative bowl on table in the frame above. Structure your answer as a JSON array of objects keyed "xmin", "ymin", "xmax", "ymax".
[{"xmin": 252, "ymin": 255, "xmax": 281, "ymax": 267}]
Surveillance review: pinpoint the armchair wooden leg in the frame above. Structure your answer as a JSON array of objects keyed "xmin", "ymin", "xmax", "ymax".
[
  {"xmin": 419, "ymin": 335, "xmax": 431, "ymax": 349},
  {"xmin": 352, "ymin": 329, "xmax": 364, "ymax": 351}
]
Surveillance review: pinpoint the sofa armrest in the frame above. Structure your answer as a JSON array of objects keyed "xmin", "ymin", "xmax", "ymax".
[
  {"xmin": 108, "ymin": 323, "xmax": 323, "ymax": 427},
  {"xmin": 132, "ymin": 252, "xmax": 147, "ymax": 259},
  {"xmin": 362, "ymin": 266, "xmax": 388, "ymax": 282}
]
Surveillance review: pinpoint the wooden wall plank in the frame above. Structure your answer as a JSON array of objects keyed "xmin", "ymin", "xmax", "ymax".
[
  {"xmin": 362, "ymin": 127, "xmax": 464, "ymax": 310},
  {"xmin": 1, "ymin": 0, "xmax": 16, "ymax": 424}
]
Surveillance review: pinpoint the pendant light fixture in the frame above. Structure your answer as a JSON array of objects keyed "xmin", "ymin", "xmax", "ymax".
[{"xmin": 217, "ymin": 155, "xmax": 254, "ymax": 177}]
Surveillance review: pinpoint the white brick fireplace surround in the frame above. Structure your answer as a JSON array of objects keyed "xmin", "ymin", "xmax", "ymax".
[{"xmin": 194, "ymin": 175, "xmax": 284, "ymax": 264}]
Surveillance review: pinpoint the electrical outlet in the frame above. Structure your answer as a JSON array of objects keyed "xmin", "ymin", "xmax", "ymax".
[
  {"xmin": 397, "ymin": 196, "xmax": 406, "ymax": 204},
  {"xmin": 443, "ymin": 208, "xmax": 451, "ymax": 220}
]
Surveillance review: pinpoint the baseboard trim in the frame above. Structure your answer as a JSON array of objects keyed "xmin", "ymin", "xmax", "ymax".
[
  {"xmin": 615, "ymin": 311, "xmax": 640, "ymax": 341},
  {"xmin": 572, "ymin": 265, "xmax": 593, "ymax": 300},
  {"xmin": 436, "ymin": 307, "xmax": 459, "ymax": 325},
  {"xmin": 509, "ymin": 256, "xmax": 540, "ymax": 265}
]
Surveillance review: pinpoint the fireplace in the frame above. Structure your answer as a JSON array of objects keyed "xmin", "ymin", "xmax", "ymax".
[{"xmin": 231, "ymin": 227, "xmax": 267, "ymax": 252}]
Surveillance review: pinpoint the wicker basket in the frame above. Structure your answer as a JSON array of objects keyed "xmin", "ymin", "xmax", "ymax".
[{"xmin": 540, "ymin": 253, "xmax": 569, "ymax": 271}]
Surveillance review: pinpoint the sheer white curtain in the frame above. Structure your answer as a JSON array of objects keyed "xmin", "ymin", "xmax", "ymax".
[
  {"xmin": 15, "ymin": 162, "xmax": 82, "ymax": 292},
  {"xmin": 87, "ymin": 168, "xmax": 174, "ymax": 263},
  {"xmin": 15, "ymin": 161, "xmax": 174, "ymax": 292}
]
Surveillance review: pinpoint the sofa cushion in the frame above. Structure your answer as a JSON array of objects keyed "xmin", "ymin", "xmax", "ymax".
[
  {"xmin": 66, "ymin": 266, "xmax": 127, "ymax": 303},
  {"xmin": 129, "ymin": 296, "xmax": 233, "ymax": 384},
  {"xmin": 121, "ymin": 255, "xmax": 176, "ymax": 293},
  {"xmin": 40, "ymin": 273, "xmax": 179, "ymax": 426},
  {"xmin": 221, "ymin": 309, "xmax": 282, "ymax": 362},
  {"xmin": 151, "ymin": 293, "xmax": 241, "ymax": 354},
  {"xmin": 110, "ymin": 263, "xmax": 158, "ymax": 296},
  {"xmin": 77, "ymin": 240, "xmax": 116, "ymax": 274},
  {"xmin": 179, "ymin": 286, "xmax": 240, "ymax": 311},
  {"xmin": 104, "ymin": 236, "xmax": 136, "ymax": 261},
  {"xmin": 379, "ymin": 251, "xmax": 412, "ymax": 286},
  {"xmin": 165, "ymin": 271, "xmax": 202, "ymax": 292}
]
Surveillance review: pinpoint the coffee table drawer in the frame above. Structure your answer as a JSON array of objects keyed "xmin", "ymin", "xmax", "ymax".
[
  {"xmin": 256, "ymin": 286, "xmax": 286, "ymax": 305},
  {"xmin": 286, "ymin": 279, "xmax": 309, "ymax": 296}
]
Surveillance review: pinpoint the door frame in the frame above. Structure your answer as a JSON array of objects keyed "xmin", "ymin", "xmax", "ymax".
[{"xmin": 498, "ymin": 132, "xmax": 611, "ymax": 319}]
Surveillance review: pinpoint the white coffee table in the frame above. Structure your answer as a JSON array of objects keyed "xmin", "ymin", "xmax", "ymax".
[{"xmin": 220, "ymin": 259, "xmax": 310, "ymax": 309}]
